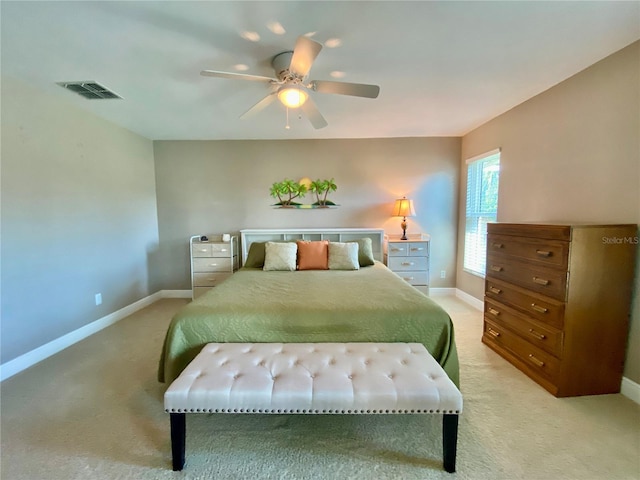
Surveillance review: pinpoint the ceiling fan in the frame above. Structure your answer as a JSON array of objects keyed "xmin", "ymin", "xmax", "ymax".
[{"xmin": 200, "ymin": 35, "xmax": 380, "ymax": 129}]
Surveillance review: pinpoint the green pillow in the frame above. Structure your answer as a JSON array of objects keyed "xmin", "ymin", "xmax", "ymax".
[
  {"xmin": 244, "ymin": 242, "xmax": 266, "ymax": 268},
  {"xmin": 355, "ymin": 238, "xmax": 375, "ymax": 267}
]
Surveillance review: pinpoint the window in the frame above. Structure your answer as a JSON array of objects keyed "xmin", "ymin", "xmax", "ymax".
[{"xmin": 463, "ymin": 149, "xmax": 501, "ymax": 277}]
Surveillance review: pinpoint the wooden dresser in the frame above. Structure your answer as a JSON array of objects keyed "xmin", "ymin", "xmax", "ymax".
[{"xmin": 482, "ymin": 223, "xmax": 637, "ymax": 397}]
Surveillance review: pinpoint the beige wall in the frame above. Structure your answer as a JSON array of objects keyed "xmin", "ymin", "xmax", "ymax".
[
  {"xmin": 457, "ymin": 41, "xmax": 640, "ymax": 382},
  {"xmin": 152, "ymin": 137, "xmax": 461, "ymax": 290},
  {"xmin": 1, "ymin": 77, "xmax": 159, "ymax": 364}
]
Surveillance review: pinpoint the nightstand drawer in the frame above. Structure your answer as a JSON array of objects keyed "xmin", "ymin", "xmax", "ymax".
[
  {"xmin": 395, "ymin": 271, "xmax": 429, "ymax": 286},
  {"xmin": 388, "ymin": 256, "xmax": 428, "ymax": 271},
  {"xmin": 193, "ymin": 272, "xmax": 232, "ymax": 287},
  {"xmin": 193, "ymin": 257, "xmax": 233, "ymax": 272},
  {"xmin": 211, "ymin": 243, "xmax": 234, "ymax": 256},
  {"xmin": 387, "ymin": 243, "xmax": 408, "ymax": 256},
  {"xmin": 191, "ymin": 243, "xmax": 213, "ymax": 257},
  {"xmin": 408, "ymin": 243, "xmax": 428, "ymax": 257}
]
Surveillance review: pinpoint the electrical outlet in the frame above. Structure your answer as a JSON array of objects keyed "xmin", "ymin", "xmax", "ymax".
[
  {"xmin": 440, "ymin": 270, "xmax": 446, "ymax": 279},
  {"xmin": 95, "ymin": 293, "xmax": 102, "ymax": 306}
]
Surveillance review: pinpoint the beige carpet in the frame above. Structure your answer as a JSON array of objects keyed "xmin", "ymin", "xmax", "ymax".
[{"xmin": 1, "ymin": 296, "xmax": 639, "ymax": 480}]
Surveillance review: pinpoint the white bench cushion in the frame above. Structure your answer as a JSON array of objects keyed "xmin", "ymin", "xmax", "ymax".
[{"xmin": 164, "ymin": 343, "xmax": 462, "ymax": 415}]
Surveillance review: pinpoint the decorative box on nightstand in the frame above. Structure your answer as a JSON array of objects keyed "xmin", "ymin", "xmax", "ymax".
[
  {"xmin": 384, "ymin": 233, "xmax": 430, "ymax": 295},
  {"xmin": 190, "ymin": 235, "xmax": 238, "ymax": 299}
]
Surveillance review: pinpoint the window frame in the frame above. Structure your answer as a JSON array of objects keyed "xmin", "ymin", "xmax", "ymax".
[{"xmin": 463, "ymin": 148, "xmax": 501, "ymax": 278}]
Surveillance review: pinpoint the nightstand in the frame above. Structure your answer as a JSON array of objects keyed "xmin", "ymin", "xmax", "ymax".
[
  {"xmin": 384, "ymin": 234, "xmax": 430, "ymax": 295},
  {"xmin": 190, "ymin": 235, "xmax": 238, "ymax": 299}
]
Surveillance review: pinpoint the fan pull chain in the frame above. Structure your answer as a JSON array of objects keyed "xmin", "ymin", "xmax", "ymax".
[{"xmin": 285, "ymin": 107, "xmax": 291, "ymax": 130}]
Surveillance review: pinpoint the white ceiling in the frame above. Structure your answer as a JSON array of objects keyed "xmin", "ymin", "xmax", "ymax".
[{"xmin": 2, "ymin": 1, "xmax": 638, "ymax": 141}]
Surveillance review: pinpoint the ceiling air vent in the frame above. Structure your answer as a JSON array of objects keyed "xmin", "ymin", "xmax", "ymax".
[{"xmin": 57, "ymin": 81, "xmax": 122, "ymax": 100}]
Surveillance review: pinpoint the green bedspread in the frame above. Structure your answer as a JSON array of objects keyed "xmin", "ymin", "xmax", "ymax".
[{"xmin": 158, "ymin": 262, "xmax": 459, "ymax": 386}]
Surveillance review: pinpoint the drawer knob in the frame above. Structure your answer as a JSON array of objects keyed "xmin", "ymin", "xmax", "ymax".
[
  {"xmin": 528, "ymin": 328, "xmax": 546, "ymax": 340},
  {"xmin": 487, "ymin": 328, "xmax": 501, "ymax": 338},
  {"xmin": 530, "ymin": 303, "xmax": 548, "ymax": 314},
  {"xmin": 527, "ymin": 354, "xmax": 545, "ymax": 368},
  {"xmin": 488, "ymin": 308, "xmax": 500, "ymax": 316},
  {"xmin": 536, "ymin": 250, "xmax": 552, "ymax": 257},
  {"xmin": 490, "ymin": 265, "xmax": 503, "ymax": 272},
  {"xmin": 489, "ymin": 286, "xmax": 502, "ymax": 294},
  {"xmin": 532, "ymin": 276, "xmax": 550, "ymax": 286},
  {"xmin": 492, "ymin": 243, "xmax": 504, "ymax": 249}
]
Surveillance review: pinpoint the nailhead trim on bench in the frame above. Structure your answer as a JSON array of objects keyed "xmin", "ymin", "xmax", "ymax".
[{"xmin": 165, "ymin": 407, "xmax": 460, "ymax": 414}]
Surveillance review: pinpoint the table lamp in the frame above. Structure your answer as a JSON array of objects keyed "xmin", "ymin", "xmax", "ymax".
[{"xmin": 392, "ymin": 197, "xmax": 416, "ymax": 240}]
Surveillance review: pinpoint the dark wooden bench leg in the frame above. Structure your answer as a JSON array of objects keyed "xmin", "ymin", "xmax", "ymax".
[
  {"xmin": 170, "ymin": 413, "xmax": 186, "ymax": 471},
  {"xmin": 442, "ymin": 414, "xmax": 458, "ymax": 473}
]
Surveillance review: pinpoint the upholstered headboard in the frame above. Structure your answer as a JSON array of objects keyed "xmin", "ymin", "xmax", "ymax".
[{"xmin": 240, "ymin": 228, "xmax": 385, "ymax": 266}]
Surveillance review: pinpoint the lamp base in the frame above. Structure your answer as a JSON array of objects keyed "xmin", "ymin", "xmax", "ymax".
[{"xmin": 400, "ymin": 217, "xmax": 408, "ymax": 240}]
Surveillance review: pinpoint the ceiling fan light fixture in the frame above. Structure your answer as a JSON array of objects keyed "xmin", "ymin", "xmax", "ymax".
[{"xmin": 277, "ymin": 86, "xmax": 308, "ymax": 108}]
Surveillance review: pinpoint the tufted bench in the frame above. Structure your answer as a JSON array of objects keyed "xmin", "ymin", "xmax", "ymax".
[{"xmin": 164, "ymin": 342, "xmax": 462, "ymax": 472}]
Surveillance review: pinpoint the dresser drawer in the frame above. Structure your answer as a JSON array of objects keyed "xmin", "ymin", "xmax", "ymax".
[
  {"xmin": 488, "ymin": 223, "xmax": 571, "ymax": 241},
  {"xmin": 487, "ymin": 234, "xmax": 569, "ymax": 269},
  {"xmin": 193, "ymin": 272, "xmax": 232, "ymax": 287},
  {"xmin": 387, "ymin": 243, "xmax": 408, "ymax": 256},
  {"xmin": 193, "ymin": 257, "xmax": 233, "ymax": 272},
  {"xmin": 487, "ymin": 254, "xmax": 567, "ymax": 301},
  {"xmin": 408, "ymin": 243, "xmax": 428, "ymax": 257},
  {"xmin": 485, "ymin": 278, "xmax": 565, "ymax": 329},
  {"xmin": 388, "ymin": 256, "xmax": 428, "ymax": 271},
  {"xmin": 395, "ymin": 271, "xmax": 429, "ymax": 286},
  {"xmin": 485, "ymin": 299, "xmax": 563, "ymax": 357},
  {"xmin": 484, "ymin": 319, "xmax": 560, "ymax": 384}
]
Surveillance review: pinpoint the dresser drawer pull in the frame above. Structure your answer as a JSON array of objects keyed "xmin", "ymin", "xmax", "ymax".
[
  {"xmin": 491, "ymin": 243, "xmax": 504, "ymax": 249},
  {"xmin": 528, "ymin": 329, "xmax": 546, "ymax": 340},
  {"xmin": 488, "ymin": 286, "xmax": 502, "ymax": 294},
  {"xmin": 402, "ymin": 277, "xmax": 415, "ymax": 281},
  {"xmin": 209, "ymin": 263, "xmax": 218, "ymax": 267},
  {"xmin": 490, "ymin": 265, "xmax": 503, "ymax": 272},
  {"xmin": 487, "ymin": 328, "xmax": 501, "ymax": 338},
  {"xmin": 532, "ymin": 276, "xmax": 549, "ymax": 286},
  {"xmin": 220, "ymin": 249, "xmax": 228, "ymax": 252},
  {"xmin": 401, "ymin": 262, "xmax": 415, "ymax": 266},
  {"xmin": 536, "ymin": 250, "xmax": 552, "ymax": 257},
  {"xmin": 198, "ymin": 249, "xmax": 208, "ymax": 252},
  {"xmin": 410, "ymin": 247, "xmax": 425, "ymax": 251},
  {"xmin": 530, "ymin": 303, "xmax": 548, "ymax": 314},
  {"xmin": 488, "ymin": 308, "xmax": 500, "ymax": 316},
  {"xmin": 391, "ymin": 248, "xmax": 402, "ymax": 252},
  {"xmin": 527, "ymin": 354, "xmax": 545, "ymax": 368}
]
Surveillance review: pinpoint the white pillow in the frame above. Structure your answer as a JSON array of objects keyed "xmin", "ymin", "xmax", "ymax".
[
  {"xmin": 328, "ymin": 242, "xmax": 360, "ymax": 270},
  {"xmin": 263, "ymin": 242, "xmax": 298, "ymax": 271}
]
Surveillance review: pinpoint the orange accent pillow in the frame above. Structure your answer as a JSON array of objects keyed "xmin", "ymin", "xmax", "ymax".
[{"xmin": 297, "ymin": 240, "xmax": 329, "ymax": 270}]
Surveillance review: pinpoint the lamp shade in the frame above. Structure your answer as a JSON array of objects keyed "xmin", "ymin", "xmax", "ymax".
[{"xmin": 392, "ymin": 197, "xmax": 416, "ymax": 217}]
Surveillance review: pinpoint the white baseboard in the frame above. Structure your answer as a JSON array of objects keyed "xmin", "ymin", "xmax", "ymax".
[
  {"xmin": 455, "ymin": 288, "xmax": 484, "ymax": 311},
  {"xmin": 621, "ymin": 377, "xmax": 640, "ymax": 404},
  {"xmin": 429, "ymin": 288, "xmax": 457, "ymax": 296},
  {"xmin": 0, "ymin": 289, "xmax": 191, "ymax": 382}
]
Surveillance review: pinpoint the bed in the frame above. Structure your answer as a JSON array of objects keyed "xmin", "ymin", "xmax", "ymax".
[{"xmin": 158, "ymin": 228, "xmax": 459, "ymax": 386}]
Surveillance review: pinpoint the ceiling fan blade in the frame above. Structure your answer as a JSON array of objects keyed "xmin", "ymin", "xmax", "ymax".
[
  {"xmin": 289, "ymin": 36, "xmax": 323, "ymax": 78},
  {"xmin": 311, "ymin": 80, "xmax": 380, "ymax": 99},
  {"xmin": 200, "ymin": 70, "xmax": 275, "ymax": 83},
  {"xmin": 300, "ymin": 97, "xmax": 328, "ymax": 129},
  {"xmin": 240, "ymin": 92, "xmax": 277, "ymax": 119}
]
